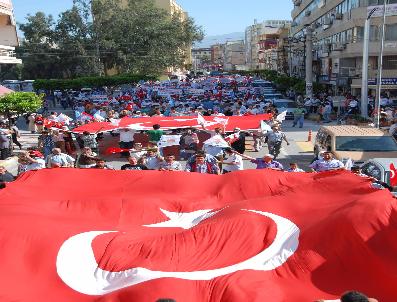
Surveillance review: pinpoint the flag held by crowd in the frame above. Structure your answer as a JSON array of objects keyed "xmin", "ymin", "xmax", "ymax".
[{"xmin": 0, "ymin": 169, "xmax": 395, "ymax": 301}]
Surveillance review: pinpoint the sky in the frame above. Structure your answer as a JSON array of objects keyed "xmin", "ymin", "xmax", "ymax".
[{"xmin": 12, "ymin": 0, "xmax": 294, "ymax": 37}]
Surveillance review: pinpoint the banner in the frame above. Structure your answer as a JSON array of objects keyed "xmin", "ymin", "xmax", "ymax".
[
  {"xmin": 157, "ymin": 135, "xmax": 182, "ymax": 148},
  {"xmin": 203, "ymin": 134, "xmax": 229, "ymax": 148},
  {"xmin": 0, "ymin": 169, "xmax": 395, "ymax": 301}
]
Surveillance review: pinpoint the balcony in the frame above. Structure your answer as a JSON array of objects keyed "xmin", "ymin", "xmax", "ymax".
[{"xmin": 0, "ymin": 45, "xmax": 21, "ymax": 64}]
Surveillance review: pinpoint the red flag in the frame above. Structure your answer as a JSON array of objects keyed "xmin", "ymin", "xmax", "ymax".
[
  {"xmin": 0, "ymin": 169, "xmax": 396, "ymax": 301},
  {"xmin": 105, "ymin": 147, "xmax": 131, "ymax": 155},
  {"xmin": 390, "ymin": 163, "xmax": 397, "ymax": 187}
]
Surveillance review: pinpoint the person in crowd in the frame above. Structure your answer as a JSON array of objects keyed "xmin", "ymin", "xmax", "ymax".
[
  {"xmin": 17, "ymin": 151, "xmax": 45, "ymax": 174},
  {"xmin": 236, "ymin": 152, "xmax": 283, "ymax": 171},
  {"xmin": 129, "ymin": 142, "xmax": 147, "ymax": 159},
  {"xmin": 121, "ymin": 156, "xmax": 148, "ymax": 171},
  {"xmin": 180, "ymin": 129, "xmax": 199, "ymax": 151},
  {"xmin": 351, "ymin": 166, "xmax": 393, "ymax": 191},
  {"xmin": 287, "ymin": 162, "xmax": 305, "ymax": 172},
  {"xmin": 76, "ymin": 147, "xmax": 100, "ymax": 169},
  {"xmin": 159, "ymin": 154, "xmax": 183, "ymax": 171},
  {"xmin": 52, "ymin": 129, "xmax": 65, "ymax": 153},
  {"xmin": 185, "ymin": 151, "xmax": 220, "ymax": 174},
  {"xmin": 91, "ymin": 159, "xmax": 113, "ymax": 170},
  {"xmin": 81, "ymin": 131, "xmax": 99, "ymax": 154},
  {"xmin": 10, "ymin": 124, "xmax": 22, "ymax": 150},
  {"xmin": 147, "ymin": 124, "xmax": 164, "ymax": 146},
  {"xmin": 45, "ymin": 148, "xmax": 75, "ymax": 168},
  {"xmin": 292, "ymin": 106, "xmax": 306, "ymax": 128},
  {"xmin": 309, "ymin": 151, "xmax": 345, "ymax": 172},
  {"xmin": 34, "ymin": 114, "xmax": 45, "ymax": 133},
  {"xmin": 0, "ymin": 128, "xmax": 11, "ymax": 160},
  {"xmin": 28, "ymin": 113, "xmax": 37, "ymax": 133},
  {"xmin": 315, "ymin": 290, "xmax": 378, "ymax": 302},
  {"xmin": 222, "ymin": 148, "xmax": 243, "ymax": 174},
  {"xmin": 38, "ymin": 130, "xmax": 55, "ymax": 158},
  {"xmin": 117, "ymin": 128, "xmax": 135, "ymax": 157},
  {"xmin": 142, "ymin": 148, "xmax": 163, "ymax": 170},
  {"xmin": 0, "ymin": 166, "xmax": 14, "ymax": 182},
  {"xmin": 266, "ymin": 125, "xmax": 290, "ymax": 159},
  {"xmin": 230, "ymin": 127, "xmax": 248, "ymax": 154},
  {"xmin": 62, "ymin": 127, "xmax": 76, "ymax": 155}
]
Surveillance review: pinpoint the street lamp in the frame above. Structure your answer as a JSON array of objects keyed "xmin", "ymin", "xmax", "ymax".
[
  {"xmin": 375, "ymin": 0, "xmax": 389, "ymax": 128},
  {"xmin": 361, "ymin": 7, "xmax": 379, "ymax": 118}
]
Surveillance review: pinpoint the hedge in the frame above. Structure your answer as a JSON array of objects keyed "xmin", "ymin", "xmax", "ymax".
[{"xmin": 33, "ymin": 74, "xmax": 157, "ymax": 91}]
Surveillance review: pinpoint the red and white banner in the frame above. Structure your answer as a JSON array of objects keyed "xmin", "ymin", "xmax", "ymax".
[
  {"xmin": 73, "ymin": 114, "xmax": 273, "ymax": 133},
  {"xmin": 0, "ymin": 169, "xmax": 395, "ymax": 301}
]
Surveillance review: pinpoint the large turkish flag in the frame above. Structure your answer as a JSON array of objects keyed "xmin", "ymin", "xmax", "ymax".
[{"xmin": 0, "ymin": 169, "xmax": 396, "ymax": 301}]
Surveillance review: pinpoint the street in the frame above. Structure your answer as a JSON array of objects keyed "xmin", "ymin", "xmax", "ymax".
[{"xmin": 8, "ymin": 116, "xmax": 330, "ymax": 173}]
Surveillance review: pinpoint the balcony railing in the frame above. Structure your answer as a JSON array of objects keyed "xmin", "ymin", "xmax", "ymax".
[{"xmin": 0, "ymin": 45, "xmax": 22, "ymax": 64}]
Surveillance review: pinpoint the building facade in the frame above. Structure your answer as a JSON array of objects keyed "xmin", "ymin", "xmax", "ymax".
[
  {"xmin": 191, "ymin": 47, "xmax": 212, "ymax": 72},
  {"xmin": 210, "ymin": 44, "xmax": 225, "ymax": 71},
  {"xmin": 0, "ymin": 0, "xmax": 21, "ymax": 66},
  {"xmin": 223, "ymin": 40, "xmax": 245, "ymax": 71},
  {"xmin": 290, "ymin": 0, "xmax": 397, "ymax": 96},
  {"xmin": 245, "ymin": 19, "xmax": 292, "ymax": 70}
]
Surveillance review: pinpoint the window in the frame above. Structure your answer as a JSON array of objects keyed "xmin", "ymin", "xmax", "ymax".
[
  {"xmin": 361, "ymin": 163, "xmax": 382, "ymax": 181},
  {"xmin": 383, "ymin": 56, "xmax": 397, "ymax": 70},
  {"xmin": 386, "ymin": 24, "xmax": 397, "ymax": 41},
  {"xmin": 335, "ymin": 136, "xmax": 397, "ymax": 152}
]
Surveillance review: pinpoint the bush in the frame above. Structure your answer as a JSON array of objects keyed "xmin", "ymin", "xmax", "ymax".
[{"xmin": 33, "ymin": 74, "xmax": 158, "ymax": 91}]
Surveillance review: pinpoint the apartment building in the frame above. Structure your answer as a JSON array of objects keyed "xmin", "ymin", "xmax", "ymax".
[
  {"xmin": 290, "ymin": 0, "xmax": 397, "ymax": 96},
  {"xmin": 223, "ymin": 40, "xmax": 245, "ymax": 71},
  {"xmin": 245, "ymin": 19, "xmax": 292, "ymax": 70},
  {"xmin": 191, "ymin": 47, "xmax": 211, "ymax": 72},
  {"xmin": 211, "ymin": 44, "xmax": 225, "ymax": 70},
  {"xmin": 0, "ymin": 0, "xmax": 21, "ymax": 66}
]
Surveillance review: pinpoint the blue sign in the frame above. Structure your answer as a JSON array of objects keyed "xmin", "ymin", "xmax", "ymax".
[{"xmin": 368, "ymin": 78, "xmax": 397, "ymax": 85}]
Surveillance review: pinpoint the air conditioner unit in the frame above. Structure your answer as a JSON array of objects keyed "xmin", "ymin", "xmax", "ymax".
[
  {"xmin": 323, "ymin": 24, "xmax": 330, "ymax": 30},
  {"xmin": 294, "ymin": 0, "xmax": 302, "ymax": 6},
  {"xmin": 305, "ymin": 10, "xmax": 311, "ymax": 16},
  {"xmin": 335, "ymin": 13, "xmax": 343, "ymax": 20}
]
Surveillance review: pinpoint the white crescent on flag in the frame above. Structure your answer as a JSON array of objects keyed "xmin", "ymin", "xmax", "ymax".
[{"xmin": 56, "ymin": 208, "xmax": 300, "ymax": 296}]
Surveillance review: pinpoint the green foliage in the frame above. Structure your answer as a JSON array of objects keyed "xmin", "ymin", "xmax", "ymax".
[
  {"xmin": 0, "ymin": 92, "xmax": 43, "ymax": 117},
  {"xmin": 17, "ymin": 0, "xmax": 204, "ymax": 79},
  {"xmin": 33, "ymin": 74, "xmax": 157, "ymax": 90}
]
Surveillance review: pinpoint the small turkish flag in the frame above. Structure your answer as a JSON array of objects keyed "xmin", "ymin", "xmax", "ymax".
[{"xmin": 390, "ymin": 163, "xmax": 397, "ymax": 187}]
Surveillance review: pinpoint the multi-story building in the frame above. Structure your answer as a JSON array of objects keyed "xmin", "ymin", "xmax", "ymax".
[
  {"xmin": 290, "ymin": 0, "xmax": 397, "ymax": 96},
  {"xmin": 210, "ymin": 44, "xmax": 225, "ymax": 70},
  {"xmin": 223, "ymin": 40, "xmax": 245, "ymax": 71},
  {"xmin": 191, "ymin": 47, "xmax": 212, "ymax": 72},
  {"xmin": 0, "ymin": 0, "xmax": 21, "ymax": 67},
  {"xmin": 258, "ymin": 26, "xmax": 291, "ymax": 70},
  {"xmin": 245, "ymin": 19, "xmax": 292, "ymax": 70},
  {"xmin": 154, "ymin": 0, "xmax": 192, "ymax": 67}
]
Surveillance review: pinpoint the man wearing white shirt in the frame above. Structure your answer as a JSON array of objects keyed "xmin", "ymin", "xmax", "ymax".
[
  {"xmin": 222, "ymin": 148, "xmax": 243, "ymax": 173},
  {"xmin": 117, "ymin": 128, "xmax": 135, "ymax": 156}
]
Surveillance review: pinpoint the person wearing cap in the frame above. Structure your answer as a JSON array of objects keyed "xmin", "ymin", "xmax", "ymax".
[
  {"xmin": 236, "ymin": 152, "xmax": 284, "ymax": 171},
  {"xmin": 222, "ymin": 148, "xmax": 243, "ymax": 174},
  {"xmin": 309, "ymin": 151, "xmax": 345, "ymax": 172},
  {"xmin": 17, "ymin": 151, "xmax": 46, "ymax": 174}
]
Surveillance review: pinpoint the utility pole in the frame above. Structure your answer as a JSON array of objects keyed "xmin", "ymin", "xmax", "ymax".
[
  {"xmin": 375, "ymin": 0, "xmax": 388, "ymax": 128},
  {"xmin": 305, "ymin": 27, "xmax": 313, "ymax": 98},
  {"xmin": 361, "ymin": 7, "xmax": 378, "ymax": 118}
]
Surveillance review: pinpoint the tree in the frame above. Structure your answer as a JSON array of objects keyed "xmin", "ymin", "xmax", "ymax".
[
  {"xmin": 0, "ymin": 92, "xmax": 43, "ymax": 126},
  {"xmin": 17, "ymin": 0, "xmax": 204, "ymax": 79}
]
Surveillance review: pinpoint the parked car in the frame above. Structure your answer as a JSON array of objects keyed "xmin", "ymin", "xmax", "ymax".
[
  {"xmin": 361, "ymin": 158, "xmax": 397, "ymax": 192},
  {"xmin": 314, "ymin": 126, "xmax": 397, "ymax": 166},
  {"xmin": 272, "ymin": 99, "xmax": 298, "ymax": 120}
]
